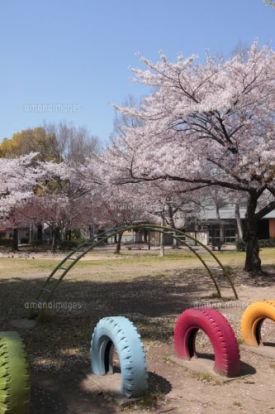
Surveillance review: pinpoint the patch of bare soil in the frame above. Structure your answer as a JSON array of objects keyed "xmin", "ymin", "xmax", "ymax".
[{"xmin": 1, "ymin": 268, "xmax": 275, "ymax": 413}]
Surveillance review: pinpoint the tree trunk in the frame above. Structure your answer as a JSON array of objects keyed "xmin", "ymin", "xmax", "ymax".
[
  {"xmin": 144, "ymin": 231, "xmax": 147, "ymax": 243},
  {"xmin": 219, "ymin": 225, "xmax": 224, "ymax": 251},
  {"xmin": 29, "ymin": 224, "xmax": 32, "ymax": 244},
  {"xmin": 143, "ymin": 230, "xmax": 151, "ymax": 249},
  {"xmin": 114, "ymin": 232, "xmax": 123, "ymax": 254},
  {"xmin": 244, "ymin": 194, "xmax": 261, "ymax": 273},
  {"xmin": 167, "ymin": 209, "xmax": 180, "ymax": 249},
  {"xmin": 12, "ymin": 228, "xmax": 19, "ymax": 251},
  {"xmin": 37, "ymin": 223, "xmax": 43, "ymax": 243},
  {"xmin": 215, "ymin": 204, "xmax": 224, "ymax": 251},
  {"xmin": 173, "ymin": 234, "xmax": 179, "ymax": 249},
  {"xmin": 51, "ymin": 228, "xmax": 60, "ymax": 252},
  {"xmin": 67, "ymin": 230, "xmax": 72, "ymax": 241},
  {"xmin": 168, "ymin": 205, "xmax": 176, "ymax": 228},
  {"xmin": 148, "ymin": 232, "xmax": 151, "ymax": 250},
  {"xmin": 159, "ymin": 216, "xmax": 165, "ymax": 257},
  {"xmin": 235, "ymin": 203, "xmax": 243, "ymax": 241},
  {"xmin": 52, "ymin": 230, "xmax": 56, "ymax": 252},
  {"xmin": 89, "ymin": 223, "xmax": 95, "ymax": 240}
]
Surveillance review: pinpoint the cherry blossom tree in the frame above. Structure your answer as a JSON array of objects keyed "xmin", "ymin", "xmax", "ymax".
[
  {"xmin": 16, "ymin": 192, "xmax": 95, "ymax": 250},
  {"xmin": 13, "ymin": 159, "xmax": 99, "ymax": 250},
  {"xmin": 109, "ymin": 43, "xmax": 275, "ymax": 273},
  {"xmin": 0, "ymin": 153, "xmax": 43, "ymax": 217},
  {"xmin": 0, "ymin": 154, "xmax": 76, "ymax": 249},
  {"xmin": 92, "ymin": 140, "xmax": 206, "ymax": 253}
]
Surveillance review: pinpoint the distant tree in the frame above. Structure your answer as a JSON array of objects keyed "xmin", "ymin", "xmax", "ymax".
[
  {"xmin": 45, "ymin": 122, "xmax": 100, "ymax": 163},
  {"xmin": 0, "ymin": 123, "xmax": 100, "ymax": 163},
  {"xmin": 0, "ymin": 153, "xmax": 59, "ymax": 249},
  {"xmin": 264, "ymin": 0, "xmax": 275, "ymax": 7},
  {"xmin": 14, "ymin": 160, "xmax": 100, "ymax": 250},
  {"xmin": 0, "ymin": 153, "xmax": 45, "ymax": 217},
  {"xmin": 0, "ymin": 128, "xmax": 60, "ymax": 161},
  {"xmin": 16, "ymin": 193, "xmax": 94, "ymax": 251}
]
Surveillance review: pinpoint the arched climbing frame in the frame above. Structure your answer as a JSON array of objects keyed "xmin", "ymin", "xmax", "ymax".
[{"xmin": 35, "ymin": 224, "xmax": 238, "ymax": 309}]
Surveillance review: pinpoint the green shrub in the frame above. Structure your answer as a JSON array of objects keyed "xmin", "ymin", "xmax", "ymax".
[
  {"xmin": 236, "ymin": 239, "xmax": 275, "ymax": 250},
  {"xmin": 0, "ymin": 238, "xmax": 12, "ymax": 247},
  {"xmin": 59, "ymin": 240, "xmax": 81, "ymax": 250},
  {"xmin": 236, "ymin": 239, "xmax": 246, "ymax": 251},
  {"xmin": 258, "ymin": 239, "xmax": 275, "ymax": 248}
]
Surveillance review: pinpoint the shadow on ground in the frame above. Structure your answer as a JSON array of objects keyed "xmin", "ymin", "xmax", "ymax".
[
  {"xmin": 31, "ymin": 358, "xmax": 171, "ymax": 414},
  {"xmin": 230, "ymin": 265, "xmax": 275, "ymax": 287},
  {"xmin": 0, "ymin": 271, "xmax": 214, "ymax": 413},
  {"xmin": 31, "ymin": 360, "xmax": 117, "ymax": 414},
  {"xmin": 195, "ymin": 352, "xmax": 256, "ymax": 376}
]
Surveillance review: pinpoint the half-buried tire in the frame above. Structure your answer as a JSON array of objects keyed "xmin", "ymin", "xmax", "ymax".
[
  {"xmin": 90, "ymin": 316, "xmax": 148, "ymax": 397},
  {"xmin": 241, "ymin": 300, "xmax": 275, "ymax": 346},
  {"xmin": 174, "ymin": 308, "xmax": 240, "ymax": 377},
  {"xmin": 0, "ymin": 331, "xmax": 30, "ymax": 414}
]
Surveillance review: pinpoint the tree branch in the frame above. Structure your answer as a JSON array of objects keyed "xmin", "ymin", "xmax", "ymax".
[{"xmin": 255, "ymin": 200, "xmax": 275, "ymax": 220}]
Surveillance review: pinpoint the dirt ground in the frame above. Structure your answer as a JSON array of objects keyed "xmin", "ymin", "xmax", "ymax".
[{"xmin": 0, "ymin": 248, "xmax": 275, "ymax": 413}]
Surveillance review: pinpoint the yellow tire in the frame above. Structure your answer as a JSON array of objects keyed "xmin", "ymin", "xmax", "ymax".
[{"xmin": 241, "ymin": 301, "xmax": 275, "ymax": 346}]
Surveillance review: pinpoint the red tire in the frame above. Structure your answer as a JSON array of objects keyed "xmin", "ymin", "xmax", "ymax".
[{"xmin": 174, "ymin": 308, "xmax": 240, "ymax": 377}]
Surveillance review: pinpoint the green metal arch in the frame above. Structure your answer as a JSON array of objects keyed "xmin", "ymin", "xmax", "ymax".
[{"xmin": 35, "ymin": 224, "xmax": 238, "ymax": 309}]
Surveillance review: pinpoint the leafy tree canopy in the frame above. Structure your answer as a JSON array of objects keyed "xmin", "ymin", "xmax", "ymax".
[{"xmin": 0, "ymin": 127, "xmax": 59, "ymax": 161}]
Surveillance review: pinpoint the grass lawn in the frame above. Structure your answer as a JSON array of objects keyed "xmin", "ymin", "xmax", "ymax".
[{"xmin": 0, "ymin": 246, "xmax": 274, "ymax": 281}]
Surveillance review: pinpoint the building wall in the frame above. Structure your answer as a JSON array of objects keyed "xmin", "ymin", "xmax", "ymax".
[
  {"xmin": 148, "ymin": 231, "xmax": 173, "ymax": 246},
  {"xmin": 185, "ymin": 231, "xmax": 209, "ymax": 246},
  {"xmin": 269, "ymin": 219, "xmax": 275, "ymax": 239},
  {"xmin": 18, "ymin": 228, "xmax": 29, "ymax": 244}
]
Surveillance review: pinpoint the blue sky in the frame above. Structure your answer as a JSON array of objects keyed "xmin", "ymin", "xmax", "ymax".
[{"xmin": 0, "ymin": 0, "xmax": 274, "ymax": 144}]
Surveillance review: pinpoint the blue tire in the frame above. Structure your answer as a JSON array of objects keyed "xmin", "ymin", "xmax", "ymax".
[{"xmin": 90, "ymin": 316, "xmax": 148, "ymax": 398}]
